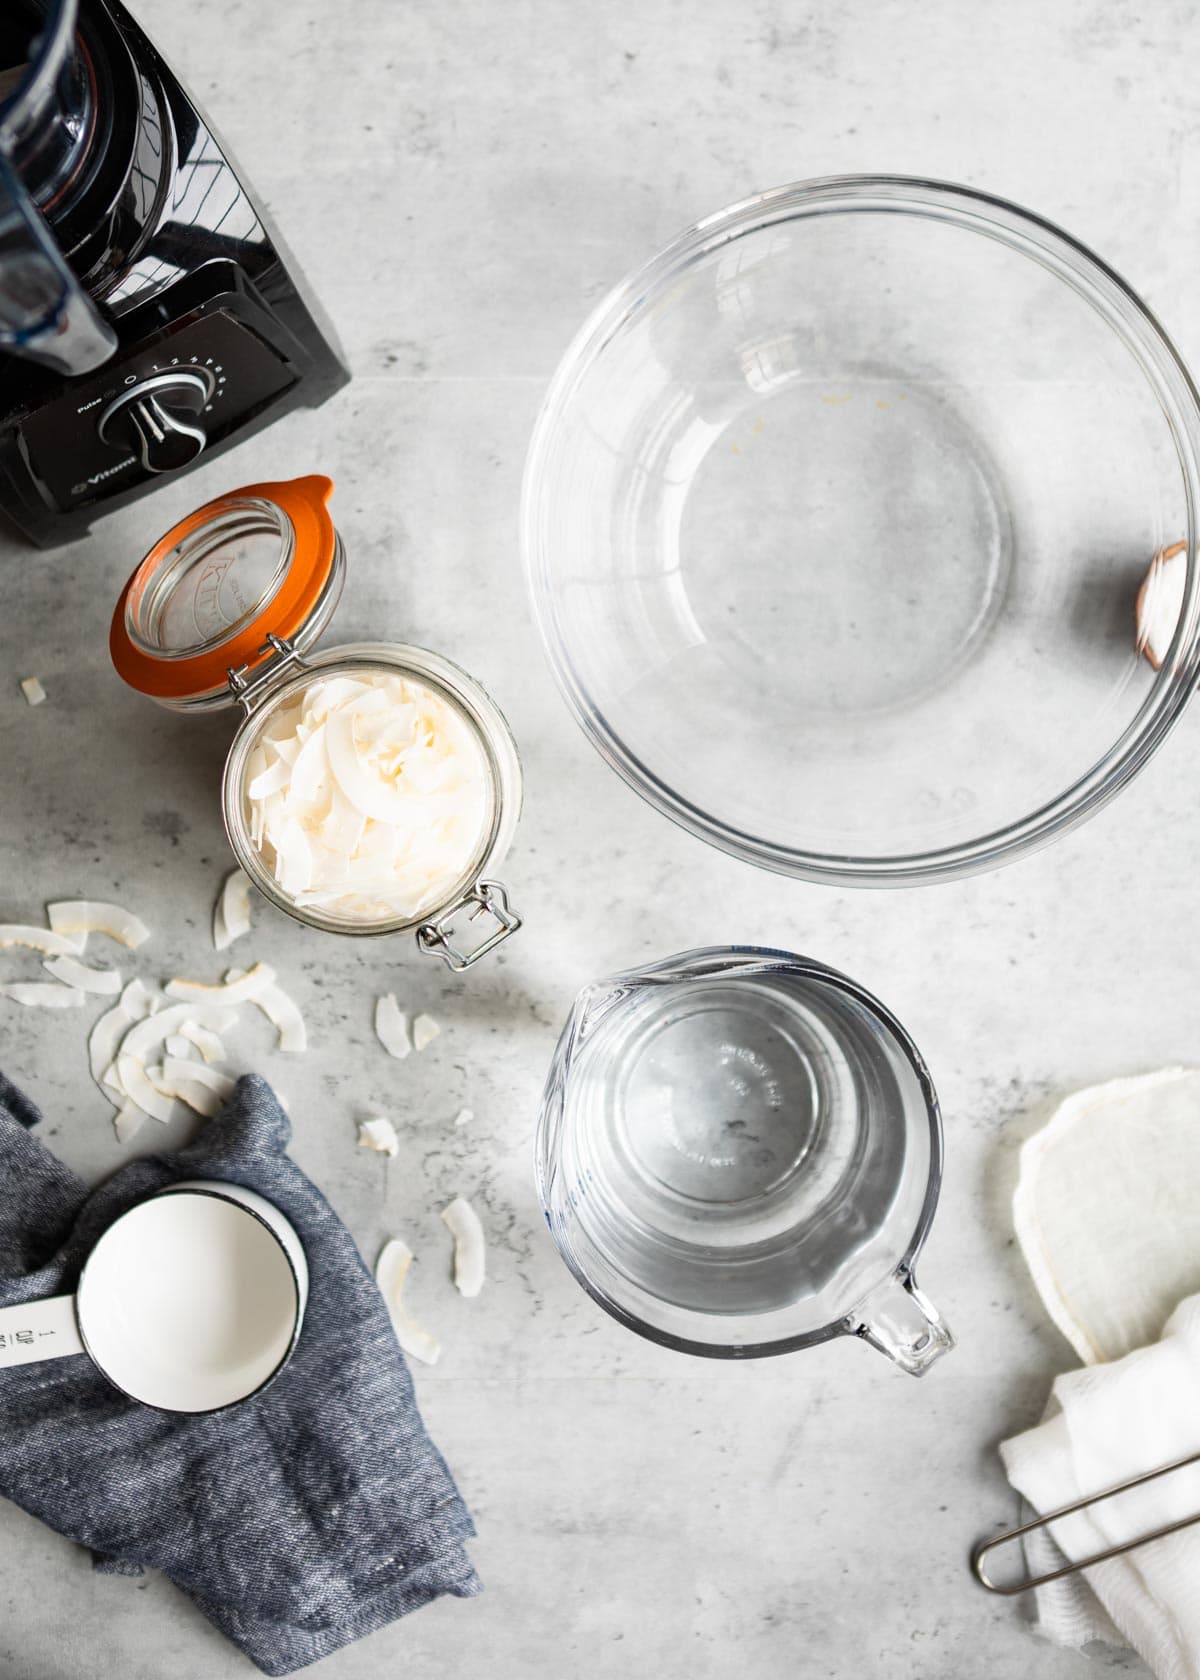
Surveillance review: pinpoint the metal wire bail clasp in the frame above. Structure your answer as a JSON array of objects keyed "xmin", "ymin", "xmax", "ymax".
[
  {"xmin": 417, "ymin": 880, "xmax": 522, "ymax": 971},
  {"xmin": 226, "ymin": 634, "xmax": 308, "ymax": 713}
]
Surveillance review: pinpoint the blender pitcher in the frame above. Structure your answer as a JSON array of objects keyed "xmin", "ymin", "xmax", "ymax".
[{"xmin": 536, "ymin": 947, "xmax": 953, "ymax": 1375}]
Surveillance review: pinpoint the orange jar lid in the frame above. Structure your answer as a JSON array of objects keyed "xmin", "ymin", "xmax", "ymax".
[{"xmin": 110, "ymin": 474, "xmax": 343, "ymax": 707}]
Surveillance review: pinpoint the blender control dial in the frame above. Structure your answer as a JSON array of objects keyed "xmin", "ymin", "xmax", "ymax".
[{"xmin": 97, "ymin": 369, "xmax": 216, "ymax": 474}]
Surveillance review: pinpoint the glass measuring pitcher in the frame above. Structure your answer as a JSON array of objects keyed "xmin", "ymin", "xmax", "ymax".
[{"xmin": 536, "ymin": 947, "xmax": 953, "ymax": 1374}]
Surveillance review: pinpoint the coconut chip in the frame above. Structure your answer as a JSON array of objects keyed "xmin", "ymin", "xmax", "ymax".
[
  {"xmin": 374, "ymin": 1238, "xmax": 441, "ymax": 1366},
  {"xmin": 116, "ymin": 1054, "xmax": 176, "ymax": 1123},
  {"xmin": 164, "ymin": 1034, "xmax": 194, "ymax": 1059},
  {"xmin": 0, "ymin": 982, "xmax": 85, "ymax": 1008},
  {"xmin": 116, "ymin": 1001, "xmax": 238, "ymax": 1068},
  {"xmin": 440, "ymin": 1196, "xmax": 486, "ymax": 1298},
  {"xmin": 358, "ymin": 1117, "xmax": 400, "ymax": 1158},
  {"xmin": 48, "ymin": 900, "xmax": 150, "ymax": 949},
  {"xmin": 223, "ymin": 965, "xmax": 306, "ymax": 1052},
  {"xmin": 0, "ymin": 923, "xmax": 84, "ymax": 956},
  {"xmin": 20, "ymin": 676, "xmax": 45, "ymax": 706},
  {"xmin": 374, "ymin": 994, "xmax": 411, "ymax": 1059},
  {"xmin": 453, "ymin": 1107, "xmax": 474, "ymax": 1128},
  {"xmin": 413, "ymin": 1013, "xmax": 440, "ymax": 1052},
  {"xmin": 113, "ymin": 1100, "xmax": 147, "ymax": 1143},
  {"xmin": 179, "ymin": 1021, "xmax": 225, "ymax": 1064},
  {"xmin": 213, "ymin": 868, "xmax": 252, "ymax": 952},
  {"xmin": 42, "ymin": 954, "xmax": 122, "ymax": 994},
  {"xmin": 1136, "ymin": 540, "xmax": 1187, "ymax": 671},
  {"xmin": 119, "ymin": 978, "xmax": 158, "ymax": 1020},
  {"xmin": 165, "ymin": 962, "xmax": 275, "ymax": 1006},
  {"xmin": 159, "ymin": 1057, "xmax": 234, "ymax": 1099}
]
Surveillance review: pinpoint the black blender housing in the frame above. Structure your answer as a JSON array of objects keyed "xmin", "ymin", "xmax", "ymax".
[{"xmin": 0, "ymin": 0, "xmax": 348, "ymax": 546}]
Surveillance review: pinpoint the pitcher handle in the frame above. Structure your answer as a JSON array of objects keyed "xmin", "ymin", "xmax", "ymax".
[{"xmin": 842, "ymin": 1268, "xmax": 953, "ymax": 1377}]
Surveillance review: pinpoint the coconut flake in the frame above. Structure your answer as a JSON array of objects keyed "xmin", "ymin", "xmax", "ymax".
[
  {"xmin": 120, "ymin": 978, "xmax": 158, "ymax": 1020},
  {"xmin": 144, "ymin": 1064, "xmax": 221, "ymax": 1118},
  {"xmin": 0, "ymin": 982, "xmax": 85, "ymax": 1008},
  {"xmin": 413, "ymin": 1013, "xmax": 440, "ymax": 1052},
  {"xmin": 358, "ymin": 1116, "xmax": 400, "ymax": 1158},
  {"xmin": 440, "ymin": 1196, "xmax": 486, "ymax": 1298},
  {"xmin": 374, "ymin": 994, "xmax": 411, "ymax": 1059},
  {"xmin": 89, "ymin": 1002, "xmax": 132, "ymax": 1100},
  {"xmin": 223, "ymin": 965, "xmax": 306, "ymax": 1053},
  {"xmin": 47, "ymin": 900, "xmax": 150, "ymax": 949},
  {"xmin": 103, "ymin": 1061, "xmax": 126, "ymax": 1096},
  {"xmin": 374, "ymin": 1238, "xmax": 441, "ymax": 1366},
  {"xmin": 179, "ymin": 1021, "xmax": 225, "ymax": 1063},
  {"xmin": 164, "ymin": 1034, "xmax": 194, "ymax": 1059},
  {"xmin": 42, "ymin": 954, "xmax": 122, "ymax": 994},
  {"xmin": 213, "ymin": 868, "xmax": 252, "ymax": 952},
  {"xmin": 0, "ymin": 923, "xmax": 84, "ymax": 956},
  {"xmin": 165, "ymin": 962, "xmax": 275, "ymax": 1006},
  {"xmin": 116, "ymin": 1054, "xmax": 176, "ymax": 1123},
  {"xmin": 117, "ymin": 1001, "xmax": 238, "ymax": 1065},
  {"xmin": 453, "ymin": 1107, "xmax": 474, "ymax": 1128},
  {"xmin": 20, "ymin": 676, "xmax": 45, "ymax": 706},
  {"xmin": 1136, "ymin": 540, "xmax": 1187, "ymax": 670},
  {"xmin": 113, "ymin": 1100, "xmax": 147, "ymax": 1143},
  {"xmin": 160, "ymin": 1057, "xmax": 234, "ymax": 1098}
]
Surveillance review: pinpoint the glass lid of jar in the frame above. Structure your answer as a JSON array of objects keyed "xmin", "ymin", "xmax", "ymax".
[{"xmin": 109, "ymin": 475, "xmax": 345, "ymax": 711}]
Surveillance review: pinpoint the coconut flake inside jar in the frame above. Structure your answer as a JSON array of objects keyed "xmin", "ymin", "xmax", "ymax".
[
  {"xmin": 243, "ymin": 668, "xmax": 490, "ymax": 923},
  {"xmin": 110, "ymin": 475, "xmax": 523, "ymax": 969}
]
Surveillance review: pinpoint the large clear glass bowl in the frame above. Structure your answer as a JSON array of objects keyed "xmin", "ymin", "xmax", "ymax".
[{"xmin": 522, "ymin": 176, "xmax": 1200, "ymax": 885}]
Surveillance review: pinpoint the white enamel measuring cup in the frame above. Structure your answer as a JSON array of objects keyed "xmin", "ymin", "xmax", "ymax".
[{"xmin": 0, "ymin": 1182, "xmax": 308, "ymax": 1412}]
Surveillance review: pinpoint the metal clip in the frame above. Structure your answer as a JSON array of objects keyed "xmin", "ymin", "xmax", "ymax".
[
  {"xmin": 972, "ymin": 1447, "xmax": 1200, "ymax": 1594},
  {"xmin": 226, "ymin": 634, "xmax": 307, "ymax": 713},
  {"xmin": 416, "ymin": 880, "xmax": 521, "ymax": 972}
]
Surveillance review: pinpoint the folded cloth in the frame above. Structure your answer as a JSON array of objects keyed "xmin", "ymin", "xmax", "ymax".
[
  {"xmin": 0, "ymin": 1071, "xmax": 480, "ymax": 1676},
  {"xmin": 1001, "ymin": 1292, "xmax": 1200, "ymax": 1680}
]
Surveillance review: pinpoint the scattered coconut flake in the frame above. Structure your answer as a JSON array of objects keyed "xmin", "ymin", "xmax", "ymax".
[
  {"xmin": 42, "ymin": 954, "xmax": 122, "ymax": 994},
  {"xmin": 103, "ymin": 1061, "xmax": 126, "ymax": 1096},
  {"xmin": 0, "ymin": 923, "xmax": 84, "ymax": 956},
  {"xmin": 440, "ymin": 1196, "xmax": 486, "ymax": 1298},
  {"xmin": 1136, "ymin": 540, "xmax": 1187, "ymax": 671},
  {"xmin": 20, "ymin": 676, "xmax": 45, "ymax": 706},
  {"xmin": 47, "ymin": 900, "xmax": 150, "ymax": 949},
  {"xmin": 144, "ymin": 1063, "xmax": 221, "ymax": 1118},
  {"xmin": 0, "ymin": 981, "xmax": 85, "ymax": 1008},
  {"xmin": 249, "ymin": 981, "xmax": 306, "ymax": 1053},
  {"xmin": 374, "ymin": 994, "xmax": 411, "ymax": 1059},
  {"xmin": 358, "ymin": 1117, "xmax": 400, "ymax": 1158},
  {"xmin": 89, "ymin": 1002, "xmax": 131, "ymax": 1100},
  {"xmin": 164, "ymin": 1034, "xmax": 194, "ymax": 1059},
  {"xmin": 116, "ymin": 1054, "xmax": 176, "ymax": 1123},
  {"xmin": 159, "ymin": 1057, "xmax": 234, "ymax": 1098},
  {"xmin": 213, "ymin": 868, "xmax": 252, "ymax": 952},
  {"xmin": 116, "ymin": 1001, "xmax": 238, "ymax": 1066},
  {"xmin": 165, "ymin": 962, "xmax": 275, "ymax": 1006},
  {"xmin": 113, "ymin": 1100, "xmax": 147, "ymax": 1143},
  {"xmin": 413, "ymin": 1013, "xmax": 440, "ymax": 1052},
  {"xmin": 453, "ymin": 1107, "xmax": 474, "ymax": 1128},
  {"xmin": 120, "ymin": 977, "xmax": 157, "ymax": 1020},
  {"xmin": 375, "ymin": 1238, "xmax": 441, "ymax": 1366},
  {"xmin": 179, "ymin": 1021, "xmax": 225, "ymax": 1063}
]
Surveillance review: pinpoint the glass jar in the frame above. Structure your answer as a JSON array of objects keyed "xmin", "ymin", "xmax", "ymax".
[{"xmin": 109, "ymin": 474, "xmax": 523, "ymax": 969}]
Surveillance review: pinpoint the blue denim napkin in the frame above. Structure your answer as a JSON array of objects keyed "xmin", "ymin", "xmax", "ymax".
[{"xmin": 0, "ymin": 1071, "xmax": 480, "ymax": 1674}]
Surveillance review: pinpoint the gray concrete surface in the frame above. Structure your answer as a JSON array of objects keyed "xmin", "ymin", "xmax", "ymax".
[{"xmin": 1, "ymin": 0, "xmax": 1194, "ymax": 1674}]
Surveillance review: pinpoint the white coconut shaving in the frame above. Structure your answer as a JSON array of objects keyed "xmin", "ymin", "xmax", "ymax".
[
  {"xmin": 164, "ymin": 1034, "xmax": 193, "ymax": 1059},
  {"xmin": 89, "ymin": 1002, "xmax": 132, "ymax": 1103},
  {"xmin": 165, "ymin": 962, "xmax": 275, "ymax": 1006},
  {"xmin": 413, "ymin": 1013, "xmax": 440, "ymax": 1052},
  {"xmin": 223, "ymin": 965, "xmax": 306, "ymax": 1052},
  {"xmin": 159, "ymin": 1057, "xmax": 233, "ymax": 1098},
  {"xmin": 0, "ymin": 982, "xmax": 85, "ymax": 1008},
  {"xmin": 453, "ymin": 1107, "xmax": 474, "ymax": 1128},
  {"xmin": 0, "ymin": 923, "xmax": 84, "ymax": 956},
  {"xmin": 42, "ymin": 954, "xmax": 122, "ymax": 994},
  {"xmin": 178, "ymin": 1021, "xmax": 225, "ymax": 1063},
  {"xmin": 116, "ymin": 1001, "xmax": 238, "ymax": 1066},
  {"xmin": 116, "ymin": 1054, "xmax": 176, "ymax": 1123},
  {"xmin": 374, "ymin": 1237, "xmax": 441, "ymax": 1366},
  {"xmin": 358, "ymin": 1116, "xmax": 400, "ymax": 1158},
  {"xmin": 48, "ymin": 900, "xmax": 150, "ymax": 949},
  {"xmin": 20, "ymin": 676, "xmax": 45, "ymax": 706},
  {"xmin": 113, "ymin": 1100, "xmax": 147, "ymax": 1143},
  {"xmin": 1136, "ymin": 540, "xmax": 1187, "ymax": 671},
  {"xmin": 440, "ymin": 1196, "xmax": 486, "ymax": 1298},
  {"xmin": 119, "ymin": 977, "xmax": 157, "ymax": 1020},
  {"xmin": 374, "ymin": 993, "xmax": 411, "ymax": 1059},
  {"xmin": 213, "ymin": 868, "xmax": 252, "ymax": 951},
  {"xmin": 242, "ymin": 669, "xmax": 490, "ymax": 924}
]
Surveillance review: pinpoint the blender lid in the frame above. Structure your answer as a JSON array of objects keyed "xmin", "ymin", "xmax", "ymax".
[{"xmin": 110, "ymin": 475, "xmax": 344, "ymax": 707}]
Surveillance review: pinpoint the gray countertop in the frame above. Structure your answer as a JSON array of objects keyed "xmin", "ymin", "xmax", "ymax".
[{"xmin": 0, "ymin": 0, "xmax": 1191, "ymax": 1674}]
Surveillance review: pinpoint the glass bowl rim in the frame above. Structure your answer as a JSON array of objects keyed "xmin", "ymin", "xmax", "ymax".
[{"xmin": 520, "ymin": 173, "xmax": 1200, "ymax": 886}]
